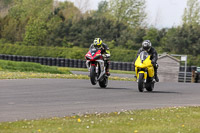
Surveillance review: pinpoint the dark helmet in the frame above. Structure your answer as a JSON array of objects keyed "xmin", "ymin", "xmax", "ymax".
[{"xmin": 142, "ymin": 40, "xmax": 152, "ymax": 51}]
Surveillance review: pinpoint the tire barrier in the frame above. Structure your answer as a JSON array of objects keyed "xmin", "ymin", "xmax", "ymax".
[
  {"xmin": 69, "ymin": 59, "xmax": 74, "ymax": 67},
  {"xmin": 0, "ymin": 54, "xmax": 134, "ymax": 71},
  {"xmin": 65, "ymin": 59, "xmax": 70, "ymax": 67},
  {"xmin": 118, "ymin": 62, "xmax": 122, "ymax": 70},
  {"xmin": 110, "ymin": 62, "xmax": 114, "ymax": 70},
  {"xmin": 113, "ymin": 62, "xmax": 118, "ymax": 70},
  {"xmin": 0, "ymin": 54, "xmax": 198, "ymax": 79}
]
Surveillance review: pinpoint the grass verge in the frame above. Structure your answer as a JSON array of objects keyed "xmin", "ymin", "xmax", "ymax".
[
  {"xmin": 0, "ymin": 71, "xmax": 135, "ymax": 81},
  {"xmin": 0, "ymin": 60, "xmax": 71, "ymax": 74},
  {"xmin": 0, "ymin": 106, "xmax": 200, "ymax": 133},
  {"xmin": 0, "ymin": 60, "xmax": 135, "ymax": 81},
  {"xmin": 66, "ymin": 67, "xmax": 135, "ymax": 75}
]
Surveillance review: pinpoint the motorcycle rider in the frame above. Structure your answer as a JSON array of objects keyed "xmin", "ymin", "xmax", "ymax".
[
  {"xmin": 135, "ymin": 40, "xmax": 159, "ymax": 82},
  {"xmin": 89, "ymin": 38, "xmax": 111, "ymax": 76}
]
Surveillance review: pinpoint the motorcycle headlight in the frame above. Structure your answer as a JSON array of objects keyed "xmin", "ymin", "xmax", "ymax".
[
  {"xmin": 94, "ymin": 55, "xmax": 101, "ymax": 60},
  {"xmin": 86, "ymin": 56, "xmax": 92, "ymax": 60}
]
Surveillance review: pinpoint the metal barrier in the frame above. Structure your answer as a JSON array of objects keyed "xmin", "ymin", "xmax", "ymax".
[{"xmin": 178, "ymin": 72, "xmax": 192, "ymax": 82}]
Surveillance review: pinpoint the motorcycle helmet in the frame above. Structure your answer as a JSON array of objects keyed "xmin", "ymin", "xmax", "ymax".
[
  {"xmin": 93, "ymin": 38, "xmax": 102, "ymax": 47},
  {"xmin": 142, "ymin": 40, "xmax": 152, "ymax": 51}
]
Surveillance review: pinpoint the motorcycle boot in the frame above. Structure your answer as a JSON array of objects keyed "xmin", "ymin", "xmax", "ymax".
[
  {"xmin": 105, "ymin": 60, "xmax": 110, "ymax": 76},
  {"xmin": 154, "ymin": 66, "xmax": 159, "ymax": 82},
  {"xmin": 106, "ymin": 70, "xmax": 110, "ymax": 76}
]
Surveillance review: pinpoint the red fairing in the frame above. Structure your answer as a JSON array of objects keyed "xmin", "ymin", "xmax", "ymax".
[
  {"xmin": 85, "ymin": 51, "xmax": 92, "ymax": 59},
  {"xmin": 85, "ymin": 49, "xmax": 103, "ymax": 61}
]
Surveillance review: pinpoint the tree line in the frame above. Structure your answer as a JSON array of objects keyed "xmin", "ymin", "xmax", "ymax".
[{"xmin": 0, "ymin": 0, "xmax": 200, "ymax": 66}]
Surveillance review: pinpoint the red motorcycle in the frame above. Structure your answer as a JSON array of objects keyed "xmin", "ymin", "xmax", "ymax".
[{"xmin": 85, "ymin": 47, "xmax": 108, "ymax": 88}]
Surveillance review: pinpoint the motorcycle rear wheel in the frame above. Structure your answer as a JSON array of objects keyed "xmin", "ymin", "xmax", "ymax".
[
  {"xmin": 90, "ymin": 65, "xmax": 97, "ymax": 85},
  {"xmin": 146, "ymin": 82, "xmax": 154, "ymax": 92},
  {"xmin": 138, "ymin": 73, "xmax": 144, "ymax": 92},
  {"xmin": 99, "ymin": 77, "xmax": 108, "ymax": 88}
]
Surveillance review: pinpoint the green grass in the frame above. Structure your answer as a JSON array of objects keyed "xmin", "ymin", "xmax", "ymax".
[
  {"xmin": 0, "ymin": 106, "xmax": 200, "ymax": 133},
  {"xmin": 65, "ymin": 67, "xmax": 135, "ymax": 75},
  {"xmin": 0, "ymin": 60, "xmax": 71, "ymax": 74},
  {"xmin": 0, "ymin": 60, "xmax": 135, "ymax": 75},
  {"xmin": 0, "ymin": 71, "xmax": 135, "ymax": 81},
  {"xmin": 0, "ymin": 60, "xmax": 135, "ymax": 80}
]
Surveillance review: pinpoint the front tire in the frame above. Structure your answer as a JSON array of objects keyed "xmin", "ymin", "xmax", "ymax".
[
  {"xmin": 99, "ymin": 77, "xmax": 108, "ymax": 88},
  {"xmin": 138, "ymin": 73, "xmax": 144, "ymax": 92},
  {"xmin": 90, "ymin": 65, "xmax": 97, "ymax": 85}
]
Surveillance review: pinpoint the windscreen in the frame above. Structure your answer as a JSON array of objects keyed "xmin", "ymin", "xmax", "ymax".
[
  {"xmin": 140, "ymin": 51, "xmax": 149, "ymax": 62},
  {"xmin": 90, "ymin": 47, "xmax": 98, "ymax": 56}
]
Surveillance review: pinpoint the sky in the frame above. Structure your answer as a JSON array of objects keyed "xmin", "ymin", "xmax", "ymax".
[{"xmin": 59, "ymin": 0, "xmax": 189, "ymax": 28}]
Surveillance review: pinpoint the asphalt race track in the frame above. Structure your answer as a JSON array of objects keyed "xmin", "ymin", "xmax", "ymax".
[{"xmin": 0, "ymin": 79, "xmax": 200, "ymax": 122}]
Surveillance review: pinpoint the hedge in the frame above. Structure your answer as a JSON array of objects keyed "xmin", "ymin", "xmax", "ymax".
[{"xmin": 0, "ymin": 43, "xmax": 137, "ymax": 62}]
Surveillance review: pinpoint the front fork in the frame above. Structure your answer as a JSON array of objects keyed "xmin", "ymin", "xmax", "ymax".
[
  {"xmin": 86, "ymin": 60, "xmax": 105, "ymax": 80},
  {"xmin": 137, "ymin": 71, "xmax": 147, "ymax": 83}
]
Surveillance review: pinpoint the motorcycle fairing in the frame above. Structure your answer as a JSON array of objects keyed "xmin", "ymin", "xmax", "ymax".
[
  {"xmin": 85, "ymin": 48, "xmax": 103, "ymax": 61},
  {"xmin": 135, "ymin": 52, "xmax": 152, "ymax": 68},
  {"xmin": 135, "ymin": 51, "xmax": 154, "ymax": 78},
  {"xmin": 85, "ymin": 60, "xmax": 105, "ymax": 81}
]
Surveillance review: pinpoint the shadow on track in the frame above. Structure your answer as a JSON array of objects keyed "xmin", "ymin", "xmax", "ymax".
[
  {"xmin": 87, "ymin": 87, "xmax": 181, "ymax": 94},
  {"xmin": 92, "ymin": 87, "xmax": 134, "ymax": 91},
  {"xmin": 144, "ymin": 91, "xmax": 181, "ymax": 94}
]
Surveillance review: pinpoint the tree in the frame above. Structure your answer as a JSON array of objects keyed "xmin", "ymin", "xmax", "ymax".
[
  {"xmin": 143, "ymin": 27, "xmax": 160, "ymax": 47},
  {"xmin": 182, "ymin": 0, "xmax": 200, "ymax": 26},
  {"xmin": 94, "ymin": 1, "xmax": 110, "ymax": 18},
  {"xmin": 54, "ymin": 1, "xmax": 81, "ymax": 22},
  {"xmin": 161, "ymin": 25, "xmax": 200, "ymax": 56},
  {"xmin": 23, "ymin": 17, "xmax": 48, "ymax": 46},
  {"xmin": 108, "ymin": 0, "xmax": 147, "ymax": 27},
  {"xmin": 0, "ymin": 0, "xmax": 53, "ymax": 43}
]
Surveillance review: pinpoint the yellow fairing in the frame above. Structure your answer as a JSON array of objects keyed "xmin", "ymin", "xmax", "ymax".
[
  {"xmin": 135, "ymin": 54, "xmax": 154, "ymax": 78},
  {"xmin": 135, "ymin": 55, "xmax": 151, "ymax": 68},
  {"xmin": 148, "ymin": 65, "xmax": 154, "ymax": 78}
]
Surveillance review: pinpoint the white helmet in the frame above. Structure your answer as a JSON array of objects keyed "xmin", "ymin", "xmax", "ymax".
[{"xmin": 142, "ymin": 40, "xmax": 152, "ymax": 51}]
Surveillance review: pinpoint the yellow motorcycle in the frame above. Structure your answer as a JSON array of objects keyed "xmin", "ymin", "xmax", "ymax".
[{"xmin": 135, "ymin": 51, "xmax": 155, "ymax": 92}]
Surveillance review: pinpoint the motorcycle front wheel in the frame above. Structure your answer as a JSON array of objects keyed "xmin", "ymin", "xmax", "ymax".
[
  {"xmin": 138, "ymin": 73, "xmax": 144, "ymax": 92},
  {"xmin": 90, "ymin": 65, "xmax": 97, "ymax": 85}
]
